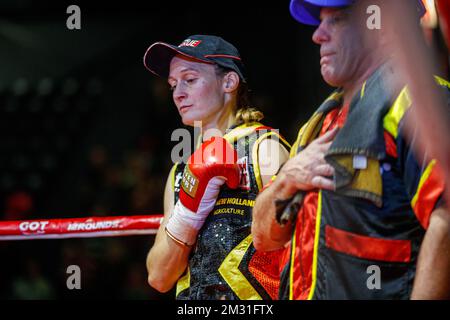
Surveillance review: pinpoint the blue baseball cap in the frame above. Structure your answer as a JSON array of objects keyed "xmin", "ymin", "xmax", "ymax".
[{"xmin": 289, "ymin": 0, "xmax": 426, "ymax": 26}]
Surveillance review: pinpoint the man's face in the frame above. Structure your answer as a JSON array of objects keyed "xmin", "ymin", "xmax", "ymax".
[{"xmin": 312, "ymin": 7, "xmax": 368, "ymax": 87}]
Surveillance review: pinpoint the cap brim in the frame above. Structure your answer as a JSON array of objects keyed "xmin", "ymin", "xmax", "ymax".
[
  {"xmin": 290, "ymin": 0, "xmax": 426, "ymax": 26},
  {"xmin": 289, "ymin": 0, "xmax": 322, "ymax": 26},
  {"xmin": 290, "ymin": 0, "xmax": 354, "ymax": 26},
  {"xmin": 143, "ymin": 42, "xmax": 213, "ymax": 78}
]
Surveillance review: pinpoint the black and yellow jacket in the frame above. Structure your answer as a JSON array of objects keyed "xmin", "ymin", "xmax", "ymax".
[{"xmin": 280, "ymin": 65, "xmax": 449, "ymax": 300}]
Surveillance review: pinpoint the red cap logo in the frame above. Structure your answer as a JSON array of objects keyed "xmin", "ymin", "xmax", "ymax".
[{"xmin": 179, "ymin": 39, "xmax": 202, "ymax": 48}]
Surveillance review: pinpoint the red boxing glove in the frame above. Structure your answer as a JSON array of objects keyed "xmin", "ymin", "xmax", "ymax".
[
  {"xmin": 180, "ymin": 136, "xmax": 240, "ymax": 212},
  {"xmin": 166, "ymin": 137, "xmax": 240, "ymax": 246}
]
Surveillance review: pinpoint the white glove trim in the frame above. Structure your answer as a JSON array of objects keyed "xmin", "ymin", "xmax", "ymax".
[{"xmin": 166, "ymin": 177, "xmax": 225, "ymax": 245}]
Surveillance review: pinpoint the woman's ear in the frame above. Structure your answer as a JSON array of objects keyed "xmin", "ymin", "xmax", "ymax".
[{"xmin": 223, "ymin": 72, "xmax": 240, "ymax": 93}]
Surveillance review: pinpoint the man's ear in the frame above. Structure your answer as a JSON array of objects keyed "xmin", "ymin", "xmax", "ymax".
[{"xmin": 223, "ymin": 71, "xmax": 240, "ymax": 93}]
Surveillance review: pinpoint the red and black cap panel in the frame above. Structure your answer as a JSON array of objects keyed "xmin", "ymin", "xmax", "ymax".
[{"xmin": 143, "ymin": 35, "xmax": 247, "ymax": 82}]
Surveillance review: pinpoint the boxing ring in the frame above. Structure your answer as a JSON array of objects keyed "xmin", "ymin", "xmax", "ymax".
[{"xmin": 0, "ymin": 215, "xmax": 163, "ymax": 240}]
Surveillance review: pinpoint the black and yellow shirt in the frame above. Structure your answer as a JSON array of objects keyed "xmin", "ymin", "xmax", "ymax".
[{"xmin": 172, "ymin": 122, "xmax": 290, "ymax": 300}]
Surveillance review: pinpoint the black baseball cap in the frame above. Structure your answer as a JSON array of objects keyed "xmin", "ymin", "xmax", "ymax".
[{"xmin": 143, "ymin": 35, "xmax": 247, "ymax": 82}]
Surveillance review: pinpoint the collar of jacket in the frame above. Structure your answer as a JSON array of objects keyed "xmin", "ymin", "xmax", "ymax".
[{"xmin": 299, "ymin": 64, "xmax": 401, "ymax": 207}]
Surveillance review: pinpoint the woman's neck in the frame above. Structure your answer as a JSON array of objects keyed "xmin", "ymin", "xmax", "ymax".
[{"xmin": 202, "ymin": 105, "xmax": 236, "ymax": 141}]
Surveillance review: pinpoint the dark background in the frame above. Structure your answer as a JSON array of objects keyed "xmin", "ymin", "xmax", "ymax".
[{"xmin": 1, "ymin": 0, "xmax": 447, "ymax": 300}]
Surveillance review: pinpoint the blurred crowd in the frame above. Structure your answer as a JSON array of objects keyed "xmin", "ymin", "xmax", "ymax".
[{"xmin": 0, "ymin": 76, "xmax": 175, "ymax": 299}]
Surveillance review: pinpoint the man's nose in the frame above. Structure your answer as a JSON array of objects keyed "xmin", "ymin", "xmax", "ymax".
[{"xmin": 312, "ymin": 21, "xmax": 330, "ymax": 45}]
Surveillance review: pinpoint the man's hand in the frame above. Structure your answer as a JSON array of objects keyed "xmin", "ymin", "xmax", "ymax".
[
  {"xmin": 252, "ymin": 127, "xmax": 338, "ymax": 251},
  {"xmin": 411, "ymin": 206, "xmax": 450, "ymax": 299},
  {"xmin": 276, "ymin": 126, "xmax": 338, "ymax": 200}
]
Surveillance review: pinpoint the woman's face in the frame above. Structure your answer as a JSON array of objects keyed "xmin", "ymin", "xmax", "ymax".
[{"xmin": 168, "ymin": 55, "xmax": 225, "ymax": 126}]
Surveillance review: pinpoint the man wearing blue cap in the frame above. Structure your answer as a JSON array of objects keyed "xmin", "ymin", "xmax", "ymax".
[{"xmin": 252, "ymin": 0, "xmax": 450, "ymax": 299}]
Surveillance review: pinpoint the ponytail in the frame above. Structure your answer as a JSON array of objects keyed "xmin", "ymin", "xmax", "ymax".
[{"xmin": 235, "ymin": 107, "xmax": 264, "ymax": 125}]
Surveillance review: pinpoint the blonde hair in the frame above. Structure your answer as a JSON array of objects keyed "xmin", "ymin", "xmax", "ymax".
[{"xmin": 235, "ymin": 106, "xmax": 264, "ymax": 125}]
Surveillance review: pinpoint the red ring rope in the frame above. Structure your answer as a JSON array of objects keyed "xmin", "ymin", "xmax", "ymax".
[{"xmin": 0, "ymin": 215, "xmax": 163, "ymax": 240}]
